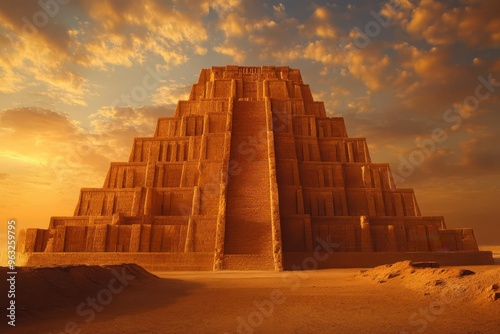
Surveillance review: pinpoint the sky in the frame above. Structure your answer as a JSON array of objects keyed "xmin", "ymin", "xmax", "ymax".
[{"xmin": 0, "ymin": 0, "xmax": 499, "ymax": 246}]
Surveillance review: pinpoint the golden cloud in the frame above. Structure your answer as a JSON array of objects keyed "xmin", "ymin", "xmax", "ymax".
[
  {"xmin": 0, "ymin": 1, "xmax": 89, "ymax": 104},
  {"xmin": 213, "ymin": 44, "xmax": 247, "ymax": 63},
  {"xmin": 0, "ymin": 0, "xmax": 212, "ymax": 106},
  {"xmin": 151, "ymin": 84, "xmax": 191, "ymax": 106},
  {"xmin": 342, "ymin": 44, "xmax": 390, "ymax": 91},
  {"xmin": 218, "ymin": 12, "xmax": 246, "ymax": 38},
  {"xmin": 397, "ymin": 0, "xmax": 500, "ymax": 47},
  {"xmin": 77, "ymin": 0, "xmax": 208, "ymax": 70}
]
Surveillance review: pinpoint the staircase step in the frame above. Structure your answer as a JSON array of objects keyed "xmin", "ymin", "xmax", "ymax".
[
  {"xmin": 224, "ymin": 101, "xmax": 274, "ymax": 256},
  {"xmin": 223, "ymin": 254, "xmax": 276, "ymax": 270}
]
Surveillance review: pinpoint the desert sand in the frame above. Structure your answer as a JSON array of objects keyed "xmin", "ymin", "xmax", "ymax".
[{"xmin": 1, "ymin": 260, "xmax": 499, "ymax": 334}]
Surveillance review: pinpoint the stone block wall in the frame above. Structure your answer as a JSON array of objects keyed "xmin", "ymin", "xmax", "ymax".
[{"xmin": 19, "ymin": 65, "xmax": 484, "ymax": 271}]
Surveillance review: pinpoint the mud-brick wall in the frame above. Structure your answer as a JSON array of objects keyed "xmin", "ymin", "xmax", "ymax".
[{"xmin": 21, "ymin": 223, "xmax": 191, "ymax": 253}]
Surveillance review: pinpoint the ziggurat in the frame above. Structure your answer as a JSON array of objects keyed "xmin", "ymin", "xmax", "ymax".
[{"xmin": 17, "ymin": 66, "xmax": 493, "ymax": 270}]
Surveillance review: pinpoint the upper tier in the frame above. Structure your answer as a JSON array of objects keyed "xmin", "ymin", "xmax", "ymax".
[{"xmin": 182, "ymin": 65, "xmax": 323, "ymax": 114}]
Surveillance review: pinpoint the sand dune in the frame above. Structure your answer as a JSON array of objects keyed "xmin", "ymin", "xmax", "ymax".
[
  {"xmin": 1, "ymin": 264, "xmax": 159, "ymax": 332},
  {"xmin": 359, "ymin": 261, "xmax": 500, "ymax": 302},
  {"xmin": 2, "ymin": 263, "xmax": 499, "ymax": 334}
]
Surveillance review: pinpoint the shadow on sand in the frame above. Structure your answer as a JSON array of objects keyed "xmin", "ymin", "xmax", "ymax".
[{"xmin": 0, "ymin": 264, "xmax": 203, "ymax": 334}]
